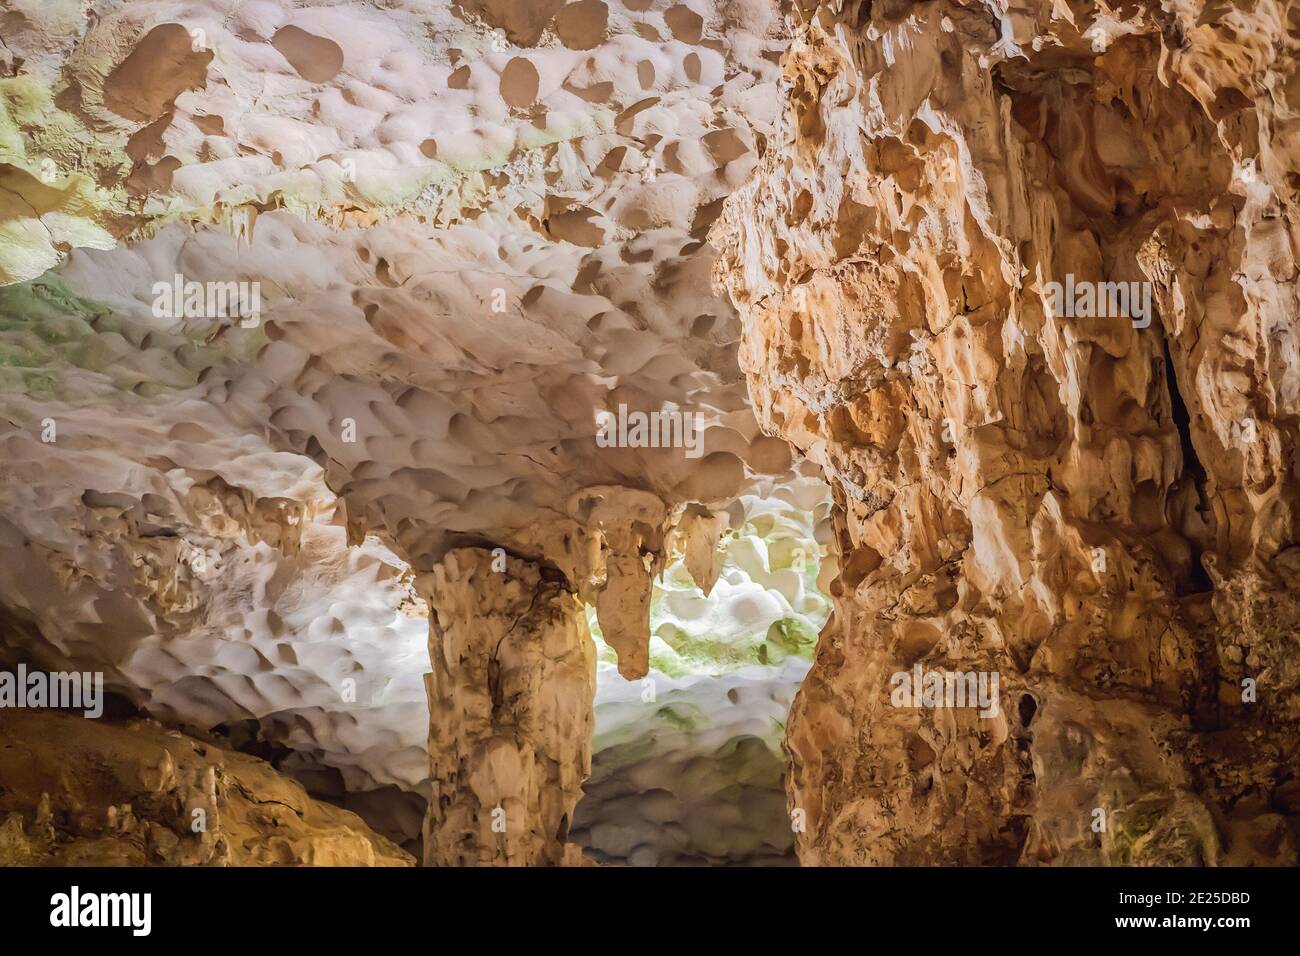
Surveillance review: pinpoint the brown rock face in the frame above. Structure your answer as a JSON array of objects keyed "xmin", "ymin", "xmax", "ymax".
[
  {"xmin": 420, "ymin": 548, "xmax": 594, "ymax": 865},
  {"xmin": 0, "ymin": 710, "xmax": 413, "ymax": 866},
  {"xmin": 713, "ymin": 0, "xmax": 1300, "ymax": 865}
]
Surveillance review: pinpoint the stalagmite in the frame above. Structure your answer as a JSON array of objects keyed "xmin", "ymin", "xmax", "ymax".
[
  {"xmin": 420, "ymin": 548, "xmax": 594, "ymax": 866},
  {"xmin": 0, "ymin": 0, "xmax": 796, "ymax": 860}
]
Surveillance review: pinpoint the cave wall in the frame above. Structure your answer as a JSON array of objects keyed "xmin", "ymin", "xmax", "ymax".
[{"xmin": 713, "ymin": 0, "xmax": 1300, "ymax": 865}]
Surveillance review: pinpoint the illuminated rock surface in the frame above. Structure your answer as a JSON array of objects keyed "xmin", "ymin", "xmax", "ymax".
[
  {"xmin": 1, "ymin": 0, "xmax": 1296, "ymax": 868},
  {"xmin": 574, "ymin": 475, "xmax": 830, "ymax": 865},
  {"xmin": 0, "ymin": 0, "xmax": 805, "ymax": 865},
  {"xmin": 422, "ymin": 546, "xmax": 595, "ymax": 866},
  {"xmin": 713, "ymin": 0, "xmax": 1300, "ymax": 865}
]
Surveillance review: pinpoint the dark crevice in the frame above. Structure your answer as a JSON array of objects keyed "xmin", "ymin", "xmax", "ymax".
[
  {"xmin": 1162, "ymin": 338, "xmax": 1222, "ymax": 734},
  {"xmin": 1162, "ymin": 336, "xmax": 1215, "ymax": 596}
]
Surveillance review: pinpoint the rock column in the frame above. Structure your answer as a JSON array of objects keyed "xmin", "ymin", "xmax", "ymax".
[{"xmin": 421, "ymin": 548, "xmax": 594, "ymax": 866}]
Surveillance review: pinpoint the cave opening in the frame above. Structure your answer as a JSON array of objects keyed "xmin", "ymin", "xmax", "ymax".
[{"xmin": 571, "ymin": 473, "xmax": 833, "ymax": 866}]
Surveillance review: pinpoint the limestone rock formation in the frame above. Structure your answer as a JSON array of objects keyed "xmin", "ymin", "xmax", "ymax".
[
  {"xmin": 2, "ymin": 0, "xmax": 1296, "ymax": 871},
  {"xmin": 421, "ymin": 547, "xmax": 594, "ymax": 865},
  {"xmin": 0, "ymin": 709, "xmax": 414, "ymax": 865},
  {"xmin": 0, "ymin": 0, "xmax": 791, "ymax": 681},
  {"xmin": 0, "ymin": 0, "xmax": 796, "ymax": 865},
  {"xmin": 575, "ymin": 658, "xmax": 806, "ymax": 865},
  {"xmin": 714, "ymin": 0, "xmax": 1300, "ymax": 865}
]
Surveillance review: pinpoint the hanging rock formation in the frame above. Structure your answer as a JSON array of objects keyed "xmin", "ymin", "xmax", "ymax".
[
  {"xmin": 714, "ymin": 0, "xmax": 1300, "ymax": 865},
  {"xmin": 573, "ymin": 475, "xmax": 831, "ymax": 865}
]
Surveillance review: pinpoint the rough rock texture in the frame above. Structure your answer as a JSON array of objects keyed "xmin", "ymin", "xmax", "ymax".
[
  {"xmin": 0, "ymin": 0, "xmax": 793, "ymax": 681},
  {"xmin": 0, "ymin": 486, "xmax": 433, "ymax": 825},
  {"xmin": 714, "ymin": 0, "xmax": 1300, "ymax": 865},
  {"xmin": 0, "ymin": 709, "xmax": 414, "ymax": 865},
  {"xmin": 421, "ymin": 547, "xmax": 594, "ymax": 865},
  {"xmin": 0, "ymin": 0, "xmax": 798, "ymax": 862}
]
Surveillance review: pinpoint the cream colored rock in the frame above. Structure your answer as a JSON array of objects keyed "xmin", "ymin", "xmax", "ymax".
[
  {"xmin": 0, "ymin": 0, "xmax": 794, "ymax": 853},
  {"xmin": 669, "ymin": 506, "xmax": 731, "ymax": 596},
  {"xmin": 420, "ymin": 548, "xmax": 594, "ymax": 865},
  {"xmin": 0, "ymin": 0, "xmax": 794, "ymax": 682}
]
